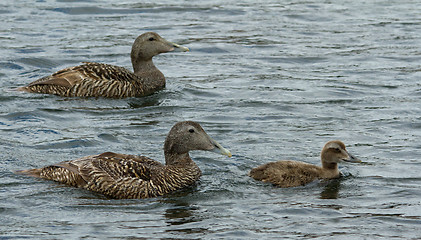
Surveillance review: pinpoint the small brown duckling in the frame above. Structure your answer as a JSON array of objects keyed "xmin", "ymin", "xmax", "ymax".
[
  {"xmin": 18, "ymin": 32, "xmax": 189, "ymax": 98},
  {"xmin": 15, "ymin": 121, "xmax": 231, "ymax": 199},
  {"xmin": 249, "ymin": 140, "xmax": 361, "ymax": 187}
]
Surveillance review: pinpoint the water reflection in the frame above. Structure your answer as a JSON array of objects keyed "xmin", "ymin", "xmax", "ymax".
[
  {"xmin": 319, "ymin": 178, "xmax": 341, "ymax": 199},
  {"xmin": 127, "ymin": 93, "xmax": 167, "ymax": 109},
  {"xmin": 164, "ymin": 202, "xmax": 197, "ymax": 226},
  {"xmin": 160, "ymin": 189, "xmax": 209, "ymax": 235},
  {"xmin": 162, "ymin": 192, "xmax": 198, "ymax": 224}
]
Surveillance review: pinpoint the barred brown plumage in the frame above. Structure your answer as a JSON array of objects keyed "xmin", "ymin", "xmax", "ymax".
[
  {"xmin": 17, "ymin": 32, "xmax": 189, "ymax": 98},
  {"xmin": 15, "ymin": 121, "xmax": 231, "ymax": 199}
]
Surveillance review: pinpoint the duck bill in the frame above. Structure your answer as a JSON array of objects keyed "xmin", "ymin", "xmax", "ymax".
[
  {"xmin": 165, "ymin": 40, "xmax": 189, "ymax": 52},
  {"xmin": 343, "ymin": 152, "xmax": 361, "ymax": 163},
  {"xmin": 209, "ymin": 137, "xmax": 232, "ymax": 157},
  {"xmin": 173, "ymin": 42, "xmax": 189, "ymax": 52}
]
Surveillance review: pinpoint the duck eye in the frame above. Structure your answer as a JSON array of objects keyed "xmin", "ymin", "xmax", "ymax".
[
  {"xmin": 188, "ymin": 129, "xmax": 195, "ymax": 133},
  {"xmin": 148, "ymin": 37, "xmax": 155, "ymax": 41},
  {"xmin": 334, "ymin": 148, "xmax": 341, "ymax": 153}
]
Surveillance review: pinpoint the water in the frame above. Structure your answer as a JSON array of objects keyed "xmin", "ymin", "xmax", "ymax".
[{"xmin": 1, "ymin": 0, "xmax": 421, "ymax": 239}]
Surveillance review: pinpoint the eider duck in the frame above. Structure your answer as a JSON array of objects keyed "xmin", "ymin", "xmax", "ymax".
[
  {"xmin": 249, "ymin": 140, "xmax": 361, "ymax": 188},
  {"xmin": 17, "ymin": 32, "xmax": 189, "ymax": 98},
  {"xmin": 15, "ymin": 121, "xmax": 231, "ymax": 199}
]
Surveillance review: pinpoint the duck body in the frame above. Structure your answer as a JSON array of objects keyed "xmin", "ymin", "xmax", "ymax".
[
  {"xmin": 18, "ymin": 152, "xmax": 201, "ymax": 199},
  {"xmin": 249, "ymin": 140, "xmax": 360, "ymax": 188},
  {"xmin": 20, "ymin": 62, "xmax": 164, "ymax": 98},
  {"xmin": 249, "ymin": 160, "xmax": 339, "ymax": 188},
  {"xmin": 16, "ymin": 121, "xmax": 231, "ymax": 199},
  {"xmin": 18, "ymin": 32, "xmax": 188, "ymax": 98}
]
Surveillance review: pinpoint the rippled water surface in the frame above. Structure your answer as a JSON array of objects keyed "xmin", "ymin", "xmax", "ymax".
[{"xmin": 1, "ymin": 0, "xmax": 421, "ymax": 239}]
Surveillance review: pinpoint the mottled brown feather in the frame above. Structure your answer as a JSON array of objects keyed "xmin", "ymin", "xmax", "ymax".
[
  {"xmin": 21, "ymin": 62, "xmax": 147, "ymax": 98},
  {"xmin": 249, "ymin": 160, "xmax": 325, "ymax": 188},
  {"xmin": 16, "ymin": 152, "xmax": 199, "ymax": 199}
]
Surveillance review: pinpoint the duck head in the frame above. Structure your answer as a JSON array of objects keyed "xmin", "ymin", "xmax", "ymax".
[
  {"xmin": 164, "ymin": 121, "xmax": 231, "ymax": 164},
  {"xmin": 321, "ymin": 140, "xmax": 361, "ymax": 165}
]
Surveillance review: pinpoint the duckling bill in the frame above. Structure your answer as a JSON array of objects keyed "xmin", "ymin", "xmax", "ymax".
[
  {"xmin": 17, "ymin": 32, "xmax": 189, "ymax": 98},
  {"xmin": 249, "ymin": 140, "xmax": 361, "ymax": 188},
  {"xmin": 15, "ymin": 121, "xmax": 231, "ymax": 199}
]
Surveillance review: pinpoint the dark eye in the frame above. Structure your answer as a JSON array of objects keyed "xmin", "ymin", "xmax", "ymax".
[
  {"xmin": 334, "ymin": 148, "xmax": 341, "ymax": 153},
  {"xmin": 148, "ymin": 37, "xmax": 155, "ymax": 41},
  {"xmin": 189, "ymin": 129, "xmax": 195, "ymax": 133}
]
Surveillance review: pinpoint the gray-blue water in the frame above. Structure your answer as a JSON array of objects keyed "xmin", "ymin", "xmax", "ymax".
[{"xmin": 1, "ymin": 0, "xmax": 421, "ymax": 239}]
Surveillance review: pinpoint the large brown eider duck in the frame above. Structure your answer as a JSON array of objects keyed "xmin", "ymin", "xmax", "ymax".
[
  {"xmin": 249, "ymin": 140, "xmax": 361, "ymax": 188},
  {"xmin": 15, "ymin": 121, "xmax": 231, "ymax": 199},
  {"xmin": 17, "ymin": 32, "xmax": 189, "ymax": 98}
]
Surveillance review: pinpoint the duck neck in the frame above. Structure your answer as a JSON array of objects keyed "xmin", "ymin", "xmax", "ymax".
[
  {"xmin": 322, "ymin": 161, "xmax": 338, "ymax": 170},
  {"xmin": 321, "ymin": 161, "xmax": 340, "ymax": 178},
  {"xmin": 132, "ymin": 58, "xmax": 165, "ymax": 95},
  {"xmin": 164, "ymin": 151, "xmax": 195, "ymax": 166},
  {"xmin": 132, "ymin": 59, "xmax": 157, "ymax": 75}
]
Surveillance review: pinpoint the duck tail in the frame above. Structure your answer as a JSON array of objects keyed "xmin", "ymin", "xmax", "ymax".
[{"xmin": 14, "ymin": 168, "xmax": 42, "ymax": 178}]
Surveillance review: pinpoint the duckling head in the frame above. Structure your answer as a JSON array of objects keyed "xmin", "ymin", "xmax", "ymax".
[
  {"xmin": 164, "ymin": 121, "xmax": 231, "ymax": 164},
  {"xmin": 321, "ymin": 140, "xmax": 361, "ymax": 165}
]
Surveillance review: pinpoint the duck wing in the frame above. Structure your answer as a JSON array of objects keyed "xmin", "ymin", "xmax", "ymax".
[
  {"xmin": 79, "ymin": 151, "xmax": 162, "ymax": 182},
  {"xmin": 22, "ymin": 62, "xmax": 144, "ymax": 97},
  {"xmin": 70, "ymin": 152, "xmax": 166, "ymax": 198},
  {"xmin": 17, "ymin": 152, "xmax": 165, "ymax": 198}
]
